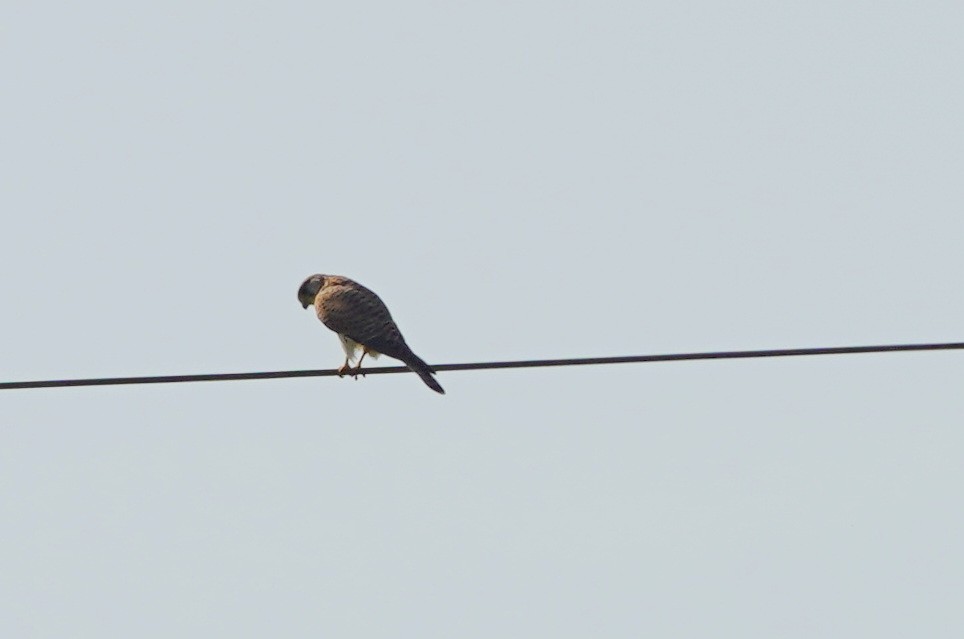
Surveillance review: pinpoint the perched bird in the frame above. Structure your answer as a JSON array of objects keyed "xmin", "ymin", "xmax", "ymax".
[{"xmin": 297, "ymin": 274, "xmax": 445, "ymax": 394}]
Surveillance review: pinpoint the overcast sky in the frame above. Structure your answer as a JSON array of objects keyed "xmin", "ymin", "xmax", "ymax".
[{"xmin": 2, "ymin": 2, "xmax": 964, "ymax": 637}]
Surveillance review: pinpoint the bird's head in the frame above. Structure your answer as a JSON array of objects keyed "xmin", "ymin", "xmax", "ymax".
[{"xmin": 297, "ymin": 274, "xmax": 327, "ymax": 309}]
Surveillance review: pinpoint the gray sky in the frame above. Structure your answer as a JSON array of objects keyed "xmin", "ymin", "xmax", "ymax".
[{"xmin": 2, "ymin": 1, "xmax": 963, "ymax": 637}]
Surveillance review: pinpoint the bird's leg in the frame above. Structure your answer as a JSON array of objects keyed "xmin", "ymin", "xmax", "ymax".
[{"xmin": 352, "ymin": 350, "xmax": 368, "ymax": 379}]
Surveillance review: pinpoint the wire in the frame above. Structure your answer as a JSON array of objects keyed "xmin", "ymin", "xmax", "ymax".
[{"xmin": 2, "ymin": 341, "xmax": 962, "ymax": 391}]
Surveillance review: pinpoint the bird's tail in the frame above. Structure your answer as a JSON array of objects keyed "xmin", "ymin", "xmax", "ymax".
[{"xmin": 403, "ymin": 352, "xmax": 445, "ymax": 394}]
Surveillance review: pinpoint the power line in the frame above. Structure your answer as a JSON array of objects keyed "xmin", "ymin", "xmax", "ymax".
[{"xmin": 2, "ymin": 341, "xmax": 962, "ymax": 391}]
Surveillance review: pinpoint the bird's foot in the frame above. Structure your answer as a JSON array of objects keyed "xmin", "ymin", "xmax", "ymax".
[
  {"xmin": 350, "ymin": 367, "xmax": 367, "ymax": 380},
  {"xmin": 337, "ymin": 363, "xmax": 352, "ymax": 377}
]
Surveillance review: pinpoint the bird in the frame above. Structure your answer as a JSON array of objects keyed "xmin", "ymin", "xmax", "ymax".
[{"xmin": 297, "ymin": 274, "xmax": 445, "ymax": 394}]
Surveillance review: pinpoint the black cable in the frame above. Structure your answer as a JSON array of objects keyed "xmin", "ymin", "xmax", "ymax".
[{"xmin": 2, "ymin": 341, "xmax": 962, "ymax": 391}]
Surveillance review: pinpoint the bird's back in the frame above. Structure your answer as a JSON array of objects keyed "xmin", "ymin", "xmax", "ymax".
[{"xmin": 314, "ymin": 277, "xmax": 412, "ymax": 360}]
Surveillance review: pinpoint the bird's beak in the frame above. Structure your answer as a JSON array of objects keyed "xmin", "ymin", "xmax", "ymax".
[{"xmin": 301, "ymin": 301, "xmax": 310, "ymax": 309}]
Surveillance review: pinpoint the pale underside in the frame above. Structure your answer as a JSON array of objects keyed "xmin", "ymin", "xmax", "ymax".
[{"xmin": 338, "ymin": 334, "xmax": 381, "ymax": 363}]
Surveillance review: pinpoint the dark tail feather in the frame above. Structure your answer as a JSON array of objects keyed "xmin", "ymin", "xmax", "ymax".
[{"xmin": 404, "ymin": 352, "xmax": 445, "ymax": 394}]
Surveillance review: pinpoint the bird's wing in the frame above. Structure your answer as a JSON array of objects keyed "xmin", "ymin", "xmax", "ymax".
[{"xmin": 317, "ymin": 284, "xmax": 413, "ymax": 361}]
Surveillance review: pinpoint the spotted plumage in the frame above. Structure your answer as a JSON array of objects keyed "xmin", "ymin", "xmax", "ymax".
[{"xmin": 297, "ymin": 274, "xmax": 444, "ymax": 394}]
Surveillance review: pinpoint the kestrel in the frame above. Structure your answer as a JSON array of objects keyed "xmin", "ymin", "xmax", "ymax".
[{"xmin": 297, "ymin": 274, "xmax": 445, "ymax": 394}]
